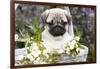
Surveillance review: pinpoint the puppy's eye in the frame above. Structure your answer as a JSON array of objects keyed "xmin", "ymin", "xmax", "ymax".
[
  {"xmin": 47, "ymin": 20, "xmax": 53, "ymax": 25},
  {"xmin": 61, "ymin": 20, "xmax": 67, "ymax": 25},
  {"xmin": 48, "ymin": 23, "xmax": 53, "ymax": 25}
]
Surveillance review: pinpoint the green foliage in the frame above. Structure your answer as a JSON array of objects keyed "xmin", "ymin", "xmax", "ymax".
[
  {"xmin": 31, "ymin": 19, "xmax": 44, "ymax": 42},
  {"xmin": 18, "ymin": 19, "xmax": 46, "ymax": 64}
]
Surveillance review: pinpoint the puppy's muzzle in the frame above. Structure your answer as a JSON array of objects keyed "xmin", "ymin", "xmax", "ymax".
[{"xmin": 49, "ymin": 26, "xmax": 66, "ymax": 37}]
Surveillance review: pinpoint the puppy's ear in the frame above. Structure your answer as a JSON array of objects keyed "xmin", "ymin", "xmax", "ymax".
[
  {"xmin": 40, "ymin": 10, "xmax": 50, "ymax": 23},
  {"xmin": 64, "ymin": 7, "xmax": 72, "ymax": 24},
  {"xmin": 64, "ymin": 7, "xmax": 74, "ymax": 37}
]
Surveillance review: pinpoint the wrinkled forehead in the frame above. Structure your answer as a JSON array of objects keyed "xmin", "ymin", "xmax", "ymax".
[{"xmin": 46, "ymin": 10, "xmax": 68, "ymax": 22}]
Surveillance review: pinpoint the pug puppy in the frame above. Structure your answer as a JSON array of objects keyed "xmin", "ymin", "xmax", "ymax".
[{"xmin": 41, "ymin": 7, "xmax": 74, "ymax": 51}]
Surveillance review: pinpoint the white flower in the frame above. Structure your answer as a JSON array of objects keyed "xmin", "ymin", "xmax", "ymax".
[
  {"xmin": 71, "ymin": 40, "xmax": 76, "ymax": 45},
  {"xmin": 26, "ymin": 54, "xmax": 34, "ymax": 61},
  {"xmin": 31, "ymin": 43, "xmax": 41, "ymax": 57},
  {"xmin": 66, "ymin": 47, "xmax": 70, "ymax": 52},
  {"xmin": 66, "ymin": 48, "xmax": 70, "ymax": 55},
  {"xmin": 69, "ymin": 45, "xmax": 75, "ymax": 50},
  {"xmin": 32, "ymin": 42, "xmax": 44, "ymax": 50},
  {"xmin": 49, "ymin": 59, "xmax": 52, "ymax": 62},
  {"xmin": 15, "ymin": 34, "xmax": 19, "ymax": 41},
  {"xmin": 66, "ymin": 51, "xmax": 70, "ymax": 55},
  {"xmin": 30, "ymin": 37, "xmax": 32, "ymax": 39},
  {"xmin": 72, "ymin": 54, "xmax": 75, "ymax": 57},
  {"xmin": 34, "ymin": 60, "xmax": 39, "ymax": 64},
  {"xmin": 31, "ymin": 47, "xmax": 41, "ymax": 57},
  {"xmin": 58, "ymin": 49, "xmax": 64, "ymax": 54},
  {"xmin": 76, "ymin": 48, "xmax": 80, "ymax": 52},
  {"xmin": 75, "ymin": 44, "xmax": 78, "ymax": 48},
  {"xmin": 32, "ymin": 43, "xmax": 38, "ymax": 49},
  {"xmin": 43, "ymin": 49, "xmax": 51, "ymax": 58},
  {"xmin": 43, "ymin": 49, "xmax": 48, "ymax": 54},
  {"xmin": 75, "ymin": 36, "xmax": 80, "ymax": 41},
  {"xmin": 16, "ymin": 55, "xmax": 24, "ymax": 60},
  {"xmin": 69, "ymin": 40, "xmax": 76, "ymax": 50}
]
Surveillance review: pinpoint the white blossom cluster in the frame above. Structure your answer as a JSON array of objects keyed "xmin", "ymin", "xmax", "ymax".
[
  {"xmin": 64, "ymin": 36, "xmax": 81, "ymax": 57},
  {"xmin": 16, "ymin": 36, "xmax": 85, "ymax": 64}
]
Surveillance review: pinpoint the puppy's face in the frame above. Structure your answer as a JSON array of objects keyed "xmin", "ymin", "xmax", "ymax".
[{"xmin": 41, "ymin": 8, "xmax": 72, "ymax": 37}]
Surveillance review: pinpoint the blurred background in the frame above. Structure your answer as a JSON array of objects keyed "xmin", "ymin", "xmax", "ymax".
[{"xmin": 15, "ymin": 4, "xmax": 96, "ymax": 62}]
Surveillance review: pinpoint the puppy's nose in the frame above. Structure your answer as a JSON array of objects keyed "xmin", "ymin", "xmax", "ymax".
[{"xmin": 54, "ymin": 26, "xmax": 60, "ymax": 31}]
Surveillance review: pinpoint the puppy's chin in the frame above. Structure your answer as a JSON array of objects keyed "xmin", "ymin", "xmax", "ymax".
[{"xmin": 53, "ymin": 36, "xmax": 63, "ymax": 40}]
